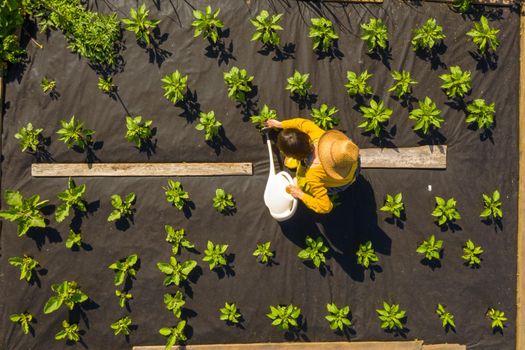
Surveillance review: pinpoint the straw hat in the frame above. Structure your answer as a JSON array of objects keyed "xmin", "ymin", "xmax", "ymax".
[{"xmin": 318, "ymin": 130, "xmax": 359, "ymax": 180}]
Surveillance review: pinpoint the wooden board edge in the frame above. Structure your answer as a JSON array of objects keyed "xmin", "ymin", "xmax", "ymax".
[
  {"xmin": 297, "ymin": 0, "xmax": 384, "ymax": 3},
  {"xmin": 422, "ymin": 344, "xmax": 466, "ymax": 350}
]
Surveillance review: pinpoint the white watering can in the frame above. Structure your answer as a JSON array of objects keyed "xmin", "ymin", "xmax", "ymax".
[{"xmin": 262, "ymin": 129, "xmax": 298, "ymax": 221}]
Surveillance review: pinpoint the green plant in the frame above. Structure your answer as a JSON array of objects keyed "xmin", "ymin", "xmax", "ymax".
[
  {"xmin": 125, "ymin": 116, "xmax": 152, "ymax": 148},
  {"xmin": 97, "ymin": 76, "xmax": 116, "ymax": 94},
  {"xmin": 56, "ymin": 116, "xmax": 95, "ymax": 151},
  {"xmin": 345, "ymin": 70, "xmax": 373, "ymax": 97},
  {"xmin": 109, "ymin": 254, "xmax": 138, "ymax": 286},
  {"xmin": 161, "ymin": 71, "xmax": 187, "ymax": 104},
  {"xmin": 165, "ymin": 225, "xmax": 194, "ymax": 255},
  {"xmin": 224, "ymin": 66, "xmax": 254, "ymax": 103},
  {"xmin": 267, "ymin": 304, "xmax": 301, "ymax": 331},
  {"xmin": 436, "ymin": 304, "xmax": 456, "ymax": 329},
  {"xmin": 325, "ymin": 303, "xmax": 351, "ymax": 331},
  {"xmin": 416, "ymin": 234, "xmax": 443, "ymax": 261},
  {"xmin": 44, "ymin": 280, "xmax": 88, "ymax": 314},
  {"xmin": 359, "ymin": 99, "xmax": 392, "ymax": 137},
  {"xmin": 311, "ymin": 104, "xmax": 339, "ymax": 130},
  {"xmin": 0, "ymin": 0, "xmax": 23, "ymax": 38},
  {"xmin": 213, "ymin": 188, "xmax": 235, "ymax": 213},
  {"xmin": 452, "ymin": 0, "xmax": 471, "ymax": 13},
  {"xmin": 466, "ymin": 16, "xmax": 499, "ymax": 54},
  {"xmin": 192, "ymin": 6, "xmax": 224, "ymax": 44},
  {"xmin": 122, "ymin": 4, "xmax": 160, "ymax": 46},
  {"xmin": 116, "ymin": 290, "xmax": 133, "ymax": 308},
  {"xmin": 203, "ymin": 240, "xmax": 228, "ymax": 270},
  {"xmin": 9, "ymin": 255, "xmax": 39, "ymax": 282},
  {"xmin": 220, "ymin": 302, "xmax": 242, "ymax": 324},
  {"xmin": 380, "ymin": 193, "xmax": 404, "ymax": 219},
  {"xmin": 56, "ymin": 177, "xmax": 87, "ymax": 223},
  {"xmin": 360, "ymin": 18, "xmax": 388, "ymax": 52},
  {"xmin": 465, "ymin": 99, "xmax": 496, "ymax": 129},
  {"xmin": 0, "ymin": 190, "xmax": 49, "ymax": 236},
  {"xmin": 388, "ymin": 70, "xmax": 417, "ymax": 98},
  {"xmin": 164, "ymin": 291, "xmax": 185, "ymax": 318},
  {"xmin": 9, "ymin": 312, "xmax": 33, "ymax": 334},
  {"xmin": 309, "ymin": 17, "xmax": 339, "ymax": 52},
  {"xmin": 250, "ymin": 10, "xmax": 283, "ymax": 47},
  {"xmin": 432, "ymin": 196, "xmax": 461, "ymax": 225},
  {"xmin": 409, "ymin": 97, "xmax": 443, "ymax": 135},
  {"xmin": 486, "ymin": 308, "xmax": 507, "ymax": 330},
  {"xmin": 253, "ymin": 241, "xmax": 274, "ymax": 264},
  {"xmin": 462, "ymin": 239, "xmax": 484, "ymax": 266},
  {"xmin": 195, "ymin": 111, "xmax": 222, "ymax": 141},
  {"xmin": 411, "ymin": 18, "xmax": 446, "ymax": 51},
  {"xmin": 14, "ymin": 123, "xmax": 44, "ymax": 153},
  {"xmin": 41, "ymin": 76, "xmax": 56, "ymax": 93},
  {"xmin": 159, "ymin": 321, "xmax": 187, "ymax": 349},
  {"xmin": 111, "ymin": 316, "xmax": 132, "ymax": 336},
  {"xmin": 250, "ymin": 105, "xmax": 277, "ymax": 128},
  {"xmin": 66, "ymin": 229, "xmax": 82, "ymax": 249},
  {"xmin": 286, "ymin": 70, "xmax": 312, "ymax": 97},
  {"xmin": 108, "ymin": 192, "xmax": 135, "ymax": 222},
  {"xmin": 298, "ymin": 235, "xmax": 329, "ymax": 268},
  {"xmin": 0, "ymin": 34, "xmax": 24, "ymax": 68},
  {"xmin": 163, "ymin": 180, "xmax": 189, "ymax": 210},
  {"xmin": 377, "ymin": 302, "xmax": 406, "ymax": 330},
  {"xmin": 55, "ymin": 320, "xmax": 80, "ymax": 342},
  {"xmin": 356, "ymin": 241, "xmax": 379, "ymax": 269},
  {"xmin": 439, "ymin": 66, "xmax": 472, "ymax": 99},
  {"xmin": 480, "ymin": 190, "xmax": 502, "ymax": 219},
  {"xmin": 157, "ymin": 256, "xmax": 197, "ymax": 287}
]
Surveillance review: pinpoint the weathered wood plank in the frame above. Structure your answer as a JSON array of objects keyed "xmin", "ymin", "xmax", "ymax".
[
  {"xmin": 422, "ymin": 345, "xmax": 466, "ymax": 350},
  {"xmin": 32, "ymin": 163, "xmax": 253, "ymax": 177},
  {"xmin": 360, "ymin": 145, "xmax": 447, "ymax": 169}
]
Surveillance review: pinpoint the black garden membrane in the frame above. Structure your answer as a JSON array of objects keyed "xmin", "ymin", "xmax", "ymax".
[{"xmin": 0, "ymin": 0, "xmax": 520, "ymax": 349}]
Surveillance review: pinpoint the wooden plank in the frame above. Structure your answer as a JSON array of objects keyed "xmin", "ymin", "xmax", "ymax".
[
  {"xmin": 423, "ymin": 0, "xmax": 512, "ymax": 7},
  {"xmin": 360, "ymin": 145, "xmax": 447, "ymax": 169},
  {"xmin": 31, "ymin": 163, "xmax": 253, "ymax": 177},
  {"xmin": 422, "ymin": 345, "xmax": 466, "ymax": 350}
]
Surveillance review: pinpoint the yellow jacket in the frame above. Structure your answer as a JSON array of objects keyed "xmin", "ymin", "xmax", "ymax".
[{"xmin": 281, "ymin": 118, "xmax": 358, "ymax": 214}]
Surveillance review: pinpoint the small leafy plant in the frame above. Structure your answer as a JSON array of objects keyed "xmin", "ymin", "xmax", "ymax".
[
  {"xmin": 452, "ymin": 0, "xmax": 471, "ymax": 13},
  {"xmin": 121, "ymin": 3, "xmax": 160, "ymax": 46},
  {"xmin": 325, "ymin": 303, "xmax": 351, "ymax": 331},
  {"xmin": 465, "ymin": 99, "xmax": 496, "ymax": 130},
  {"xmin": 9, "ymin": 312, "xmax": 33, "ymax": 335},
  {"xmin": 162, "ymin": 71, "xmax": 187, "ymax": 104},
  {"xmin": 213, "ymin": 188, "xmax": 235, "ymax": 213},
  {"xmin": 297, "ymin": 235, "xmax": 329, "ymax": 268},
  {"xmin": 416, "ymin": 235, "xmax": 443, "ymax": 261},
  {"xmin": 345, "ymin": 70, "xmax": 373, "ymax": 97},
  {"xmin": 436, "ymin": 304, "xmax": 456, "ymax": 330},
  {"xmin": 486, "ymin": 308, "xmax": 507, "ymax": 330},
  {"xmin": 196, "ymin": 111, "xmax": 222, "ymax": 141},
  {"xmin": 224, "ymin": 66, "xmax": 254, "ymax": 103},
  {"xmin": 56, "ymin": 116, "xmax": 95, "ymax": 151},
  {"xmin": 250, "ymin": 105, "xmax": 277, "ymax": 128},
  {"xmin": 388, "ymin": 70, "xmax": 417, "ymax": 98},
  {"xmin": 159, "ymin": 320, "xmax": 187, "ymax": 349},
  {"xmin": 14, "ymin": 123, "xmax": 44, "ymax": 153},
  {"xmin": 9, "ymin": 255, "xmax": 39, "ymax": 282},
  {"xmin": 66, "ymin": 229, "xmax": 82, "ymax": 249},
  {"xmin": 0, "ymin": 190, "xmax": 49, "ymax": 237},
  {"xmin": 411, "ymin": 18, "xmax": 446, "ymax": 51},
  {"xmin": 466, "ymin": 16, "xmax": 499, "ymax": 54},
  {"xmin": 356, "ymin": 241, "xmax": 379, "ymax": 269},
  {"xmin": 380, "ymin": 193, "xmax": 404, "ymax": 219},
  {"xmin": 55, "ymin": 320, "xmax": 80, "ymax": 342},
  {"xmin": 409, "ymin": 97, "xmax": 443, "ymax": 135},
  {"xmin": 165, "ymin": 225, "xmax": 195, "ymax": 255},
  {"xmin": 44, "ymin": 280, "xmax": 88, "ymax": 314},
  {"xmin": 108, "ymin": 192, "xmax": 136, "ymax": 222},
  {"xmin": 480, "ymin": 190, "xmax": 502, "ymax": 219},
  {"xmin": 125, "ymin": 116, "xmax": 153, "ymax": 148},
  {"xmin": 439, "ymin": 66, "xmax": 472, "ymax": 99},
  {"xmin": 359, "ymin": 99, "xmax": 392, "ymax": 137},
  {"xmin": 116, "ymin": 290, "xmax": 133, "ymax": 308},
  {"xmin": 157, "ymin": 257, "xmax": 197, "ymax": 287},
  {"xmin": 56, "ymin": 177, "xmax": 87, "ymax": 223},
  {"xmin": 220, "ymin": 302, "xmax": 242, "ymax": 324},
  {"xmin": 462, "ymin": 239, "xmax": 484, "ymax": 266},
  {"xmin": 41, "ymin": 76, "xmax": 56, "ymax": 94},
  {"xmin": 163, "ymin": 180, "xmax": 189, "ymax": 210},
  {"xmin": 253, "ymin": 241, "xmax": 274, "ymax": 264},
  {"xmin": 286, "ymin": 70, "xmax": 312, "ymax": 97},
  {"xmin": 109, "ymin": 254, "xmax": 138, "ymax": 286},
  {"xmin": 360, "ymin": 18, "xmax": 388, "ymax": 52},
  {"xmin": 97, "ymin": 76, "xmax": 116, "ymax": 94},
  {"xmin": 311, "ymin": 104, "xmax": 339, "ymax": 130},
  {"xmin": 432, "ymin": 196, "xmax": 461, "ymax": 226},
  {"xmin": 192, "ymin": 6, "xmax": 224, "ymax": 44},
  {"xmin": 309, "ymin": 17, "xmax": 339, "ymax": 52},
  {"xmin": 203, "ymin": 240, "xmax": 228, "ymax": 270},
  {"xmin": 376, "ymin": 302, "xmax": 406, "ymax": 331},
  {"xmin": 267, "ymin": 304, "xmax": 301, "ymax": 331},
  {"xmin": 111, "ymin": 316, "xmax": 132, "ymax": 336},
  {"xmin": 164, "ymin": 291, "xmax": 185, "ymax": 318},
  {"xmin": 250, "ymin": 10, "xmax": 283, "ymax": 47}
]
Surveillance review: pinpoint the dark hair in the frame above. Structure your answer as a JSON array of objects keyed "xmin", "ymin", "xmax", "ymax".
[{"xmin": 277, "ymin": 128, "xmax": 312, "ymax": 160}]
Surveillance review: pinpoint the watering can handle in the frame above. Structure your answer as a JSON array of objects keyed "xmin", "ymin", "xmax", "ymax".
[{"xmin": 264, "ymin": 129, "xmax": 276, "ymax": 176}]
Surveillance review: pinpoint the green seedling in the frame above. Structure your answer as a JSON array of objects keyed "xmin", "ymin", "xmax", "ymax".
[
  {"xmin": 360, "ymin": 18, "xmax": 388, "ymax": 52},
  {"xmin": 452, "ymin": 0, "xmax": 471, "ymax": 13},
  {"xmin": 480, "ymin": 190, "xmax": 502, "ymax": 219},
  {"xmin": 286, "ymin": 70, "xmax": 312, "ymax": 97},
  {"xmin": 0, "ymin": 190, "xmax": 49, "ymax": 236},
  {"xmin": 122, "ymin": 3, "xmax": 160, "ymax": 45},
  {"xmin": 125, "ymin": 115, "xmax": 153, "ymax": 148},
  {"xmin": 56, "ymin": 116, "xmax": 95, "ymax": 151},
  {"xmin": 56, "ymin": 177, "xmax": 87, "ymax": 223},
  {"xmin": 250, "ymin": 10, "xmax": 283, "ymax": 47},
  {"xmin": 9, "ymin": 255, "xmax": 39, "ymax": 282},
  {"xmin": 192, "ymin": 6, "xmax": 224, "ymax": 44},
  {"xmin": 462, "ymin": 239, "xmax": 483, "ymax": 266},
  {"xmin": 377, "ymin": 302, "xmax": 406, "ymax": 331},
  {"xmin": 220, "ymin": 302, "xmax": 242, "ymax": 324},
  {"xmin": 108, "ymin": 192, "xmax": 135, "ymax": 222},
  {"xmin": 380, "ymin": 192, "xmax": 404, "ymax": 219},
  {"xmin": 309, "ymin": 17, "xmax": 339, "ymax": 52},
  {"xmin": 250, "ymin": 105, "xmax": 277, "ymax": 129},
  {"xmin": 116, "ymin": 290, "xmax": 133, "ymax": 308},
  {"xmin": 411, "ymin": 18, "xmax": 446, "ymax": 51},
  {"xmin": 436, "ymin": 304, "xmax": 456, "ymax": 330},
  {"xmin": 44, "ymin": 280, "xmax": 88, "ymax": 314},
  {"xmin": 162, "ymin": 70, "xmax": 187, "ymax": 104},
  {"xmin": 41, "ymin": 76, "xmax": 56, "ymax": 94},
  {"xmin": 157, "ymin": 256, "xmax": 197, "ymax": 287},
  {"xmin": 466, "ymin": 99, "xmax": 496, "ymax": 130},
  {"xmin": 14, "ymin": 123, "xmax": 44, "ymax": 153},
  {"xmin": 9, "ymin": 312, "xmax": 33, "ymax": 334},
  {"xmin": 213, "ymin": 188, "xmax": 235, "ymax": 213},
  {"xmin": 409, "ymin": 97, "xmax": 443, "ymax": 135},
  {"xmin": 55, "ymin": 320, "xmax": 80, "ymax": 342},
  {"xmin": 267, "ymin": 304, "xmax": 301, "ymax": 331},
  {"xmin": 466, "ymin": 16, "xmax": 499, "ymax": 54},
  {"xmin": 356, "ymin": 241, "xmax": 379, "ymax": 269},
  {"xmin": 325, "ymin": 303, "xmax": 351, "ymax": 331},
  {"xmin": 432, "ymin": 196, "xmax": 461, "ymax": 225},
  {"xmin": 159, "ymin": 321, "xmax": 187, "ymax": 349},
  {"xmin": 109, "ymin": 254, "xmax": 138, "ymax": 286},
  {"xmin": 111, "ymin": 316, "xmax": 132, "ymax": 336},
  {"xmin": 203, "ymin": 240, "xmax": 228, "ymax": 270},
  {"xmin": 359, "ymin": 99, "xmax": 392, "ymax": 137},
  {"xmin": 66, "ymin": 229, "xmax": 82, "ymax": 249},
  {"xmin": 195, "ymin": 111, "xmax": 222, "ymax": 141},
  {"xmin": 164, "ymin": 291, "xmax": 185, "ymax": 318},
  {"xmin": 311, "ymin": 104, "xmax": 339, "ymax": 130},
  {"xmin": 298, "ymin": 235, "xmax": 329, "ymax": 268},
  {"xmin": 439, "ymin": 66, "xmax": 472, "ymax": 99},
  {"xmin": 97, "ymin": 76, "xmax": 116, "ymax": 94},
  {"xmin": 416, "ymin": 234, "xmax": 443, "ymax": 261},
  {"xmin": 388, "ymin": 70, "xmax": 417, "ymax": 98},
  {"xmin": 224, "ymin": 66, "xmax": 254, "ymax": 103},
  {"xmin": 345, "ymin": 70, "xmax": 373, "ymax": 97},
  {"xmin": 165, "ymin": 225, "xmax": 194, "ymax": 255},
  {"xmin": 253, "ymin": 241, "xmax": 274, "ymax": 264},
  {"xmin": 163, "ymin": 180, "xmax": 189, "ymax": 210},
  {"xmin": 0, "ymin": 35, "xmax": 24, "ymax": 68},
  {"xmin": 486, "ymin": 308, "xmax": 507, "ymax": 330}
]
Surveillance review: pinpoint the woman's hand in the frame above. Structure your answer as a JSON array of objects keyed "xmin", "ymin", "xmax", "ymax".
[
  {"xmin": 265, "ymin": 119, "xmax": 282, "ymax": 128},
  {"xmin": 286, "ymin": 185, "xmax": 305, "ymax": 200}
]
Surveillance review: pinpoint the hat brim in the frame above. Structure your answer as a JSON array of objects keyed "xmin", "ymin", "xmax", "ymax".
[{"xmin": 318, "ymin": 130, "xmax": 359, "ymax": 180}]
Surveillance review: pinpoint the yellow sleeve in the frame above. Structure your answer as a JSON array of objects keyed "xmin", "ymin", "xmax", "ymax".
[
  {"xmin": 281, "ymin": 118, "xmax": 324, "ymax": 141},
  {"xmin": 301, "ymin": 177, "xmax": 333, "ymax": 214}
]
